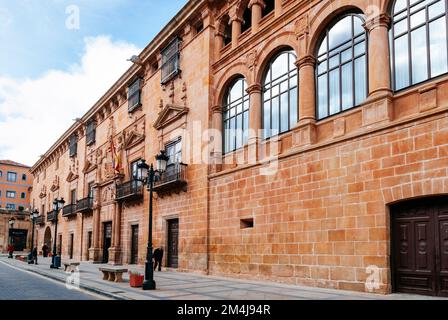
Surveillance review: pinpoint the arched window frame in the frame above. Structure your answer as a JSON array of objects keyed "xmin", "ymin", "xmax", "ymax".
[
  {"xmin": 222, "ymin": 77, "xmax": 250, "ymax": 154},
  {"xmin": 262, "ymin": 50, "xmax": 298, "ymax": 139},
  {"xmin": 315, "ymin": 13, "xmax": 369, "ymax": 120},
  {"xmin": 390, "ymin": 0, "xmax": 448, "ymax": 91}
]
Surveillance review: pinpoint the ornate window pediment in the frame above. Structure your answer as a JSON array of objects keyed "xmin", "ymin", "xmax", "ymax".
[
  {"xmin": 39, "ymin": 186, "xmax": 47, "ymax": 199},
  {"xmin": 50, "ymin": 176, "xmax": 60, "ymax": 192},
  {"xmin": 66, "ymin": 171, "xmax": 79, "ymax": 183},
  {"xmin": 82, "ymin": 159, "xmax": 97, "ymax": 174},
  {"xmin": 153, "ymin": 104, "xmax": 189, "ymax": 130}
]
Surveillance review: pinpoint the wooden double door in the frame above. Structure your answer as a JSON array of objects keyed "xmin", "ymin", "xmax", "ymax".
[
  {"xmin": 167, "ymin": 219, "xmax": 179, "ymax": 268},
  {"xmin": 391, "ymin": 197, "xmax": 448, "ymax": 297}
]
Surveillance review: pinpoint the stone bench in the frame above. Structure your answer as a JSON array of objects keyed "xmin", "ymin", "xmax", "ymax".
[
  {"xmin": 63, "ymin": 261, "xmax": 80, "ymax": 272},
  {"xmin": 99, "ymin": 267, "xmax": 128, "ymax": 283}
]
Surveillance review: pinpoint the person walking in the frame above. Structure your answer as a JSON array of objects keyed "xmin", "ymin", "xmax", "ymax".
[
  {"xmin": 32, "ymin": 247, "xmax": 38, "ymax": 265},
  {"xmin": 153, "ymin": 247, "xmax": 164, "ymax": 271},
  {"xmin": 7, "ymin": 244, "xmax": 14, "ymax": 259}
]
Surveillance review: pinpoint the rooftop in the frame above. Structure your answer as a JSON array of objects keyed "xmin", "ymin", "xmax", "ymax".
[{"xmin": 0, "ymin": 160, "xmax": 30, "ymax": 168}]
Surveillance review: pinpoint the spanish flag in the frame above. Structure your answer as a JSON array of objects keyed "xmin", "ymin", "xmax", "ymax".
[{"xmin": 110, "ymin": 139, "xmax": 122, "ymax": 174}]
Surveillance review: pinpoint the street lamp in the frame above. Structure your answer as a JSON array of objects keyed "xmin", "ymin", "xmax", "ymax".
[
  {"xmin": 50, "ymin": 198, "xmax": 65, "ymax": 269},
  {"xmin": 137, "ymin": 150, "xmax": 169, "ymax": 290},
  {"xmin": 30, "ymin": 209, "xmax": 39, "ymax": 253},
  {"xmin": 8, "ymin": 219, "xmax": 14, "ymax": 258}
]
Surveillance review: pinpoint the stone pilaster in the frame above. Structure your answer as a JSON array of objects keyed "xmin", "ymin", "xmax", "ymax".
[
  {"xmin": 246, "ymin": 84, "xmax": 263, "ymax": 163},
  {"xmin": 294, "ymin": 55, "xmax": 317, "ymax": 147},
  {"xmin": 229, "ymin": 13, "xmax": 243, "ymax": 49},
  {"xmin": 108, "ymin": 201, "xmax": 122, "ymax": 265},
  {"xmin": 89, "ymin": 206, "xmax": 102, "ymax": 263},
  {"xmin": 211, "ymin": 105, "xmax": 223, "ymax": 173}
]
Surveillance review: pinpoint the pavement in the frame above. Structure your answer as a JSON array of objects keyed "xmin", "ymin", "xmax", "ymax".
[
  {"xmin": 0, "ymin": 255, "xmax": 446, "ymax": 300},
  {"xmin": 0, "ymin": 259, "xmax": 100, "ymax": 300}
]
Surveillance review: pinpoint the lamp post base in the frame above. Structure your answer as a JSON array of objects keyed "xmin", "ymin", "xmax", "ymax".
[{"xmin": 142, "ymin": 279, "xmax": 156, "ymax": 290}]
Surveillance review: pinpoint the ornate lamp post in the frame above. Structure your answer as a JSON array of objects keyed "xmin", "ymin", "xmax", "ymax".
[
  {"xmin": 137, "ymin": 150, "xmax": 169, "ymax": 290},
  {"xmin": 30, "ymin": 209, "xmax": 39, "ymax": 253},
  {"xmin": 50, "ymin": 198, "xmax": 65, "ymax": 269}
]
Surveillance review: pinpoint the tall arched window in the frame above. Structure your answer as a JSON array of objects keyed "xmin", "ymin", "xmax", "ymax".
[
  {"xmin": 223, "ymin": 78, "xmax": 250, "ymax": 153},
  {"xmin": 316, "ymin": 14, "xmax": 368, "ymax": 120},
  {"xmin": 391, "ymin": 0, "xmax": 448, "ymax": 90},
  {"xmin": 262, "ymin": 50, "xmax": 298, "ymax": 138}
]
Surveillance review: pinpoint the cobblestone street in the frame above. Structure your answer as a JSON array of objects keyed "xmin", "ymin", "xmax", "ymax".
[{"xmin": 0, "ymin": 259, "xmax": 99, "ymax": 300}]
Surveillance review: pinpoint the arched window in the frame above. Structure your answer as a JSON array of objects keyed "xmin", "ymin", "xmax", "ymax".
[
  {"xmin": 391, "ymin": 0, "xmax": 448, "ymax": 90},
  {"xmin": 316, "ymin": 14, "xmax": 368, "ymax": 120},
  {"xmin": 262, "ymin": 50, "xmax": 298, "ymax": 138},
  {"xmin": 223, "ymin": 78, "xmax": 250, "ymax": 153}
]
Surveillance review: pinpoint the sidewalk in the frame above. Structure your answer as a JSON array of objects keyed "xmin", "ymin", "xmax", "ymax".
[{"xmin": 0, "ymin": 256, "xmax": 444, "ymax": 300}]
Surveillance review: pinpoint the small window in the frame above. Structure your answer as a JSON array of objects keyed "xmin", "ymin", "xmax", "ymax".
[
  {"xmin": 166, "ymin": 138, "xmax": 182, "ymax": 166},
  {"xmin": 195, "ymin": 21, "xmax": 204, "ymax": 34},
  {"xmin": 0, "ymin": 190, "xmax": 2, "ymax": 197},
  {"xmin": 262, "ymin": 0, "xmax": 275, "ymax": 17},
  {"xmin": 128, "ymin": 78, "xmax": 142, "ymax": 113},
  {"xmin": 241, "ymin": 8, "xmax": 252, "ymax": 33},
  {"xmin": 88, "ymin": 182, "xmax": 95, "ymax": 199},
  {"xmin": 131, "ymin": 159, "xmax": 144, "ymax": 181},
  {"xmin": 70, "ymin": 189, "xmax": 77, "ymax": 204},
  {"xmin": 69, "ymin": 134, "xmax": 78, "ymax": 157},
  {"xmin": 0, "ymin": 170, "xmax": 2, "ymax": 178},
  {"xmin": 22, "ymin": 173, "xmax": 27, "ymax": 181},
  {"xmin": 86, "ymin": 120, "xmax": 96, "ymax": 145},
  {"xmin": 7, "ymin": 172, "xmax": 17, "ymax": 182},
  {"xmin": 21, "ymin": 192, "xmax": 26, "ymax": 199},
  {"xmin": 161, "ymin": 38, "xmax": 181, "ymax": 84},
  {"xmin": 6, "ymin": 203, "xmax": 16, "ymax": 210},
  {"xmin": 240, "ymin": 218, "xmax": 254, "ymax": 229},
  {"xmin": 6, "ymin": 191, "xmax": 16, "ymax": 198}
]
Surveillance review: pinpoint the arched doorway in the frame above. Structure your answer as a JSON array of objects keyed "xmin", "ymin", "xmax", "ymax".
[
  {"xmin": 390, "ymin": 196, "xmax": 448, "ymax": 297},
  {"xmin": 43, "ymin": 227, "xmax": 52, "ymax": 257}
]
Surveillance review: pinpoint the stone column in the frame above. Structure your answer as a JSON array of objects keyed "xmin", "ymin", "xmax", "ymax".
[
  {"xmin": 294, "ymin": 55, "xmax": 317, "ymax": 146},
  {"xmin": 89, "ymin": 206, "xmax": 101, "ymax": 262},
  {"xmin": 246, "ymin": 84, "xmax": 262, "ymax": 163},
  {"xmin": 249, "ymin": 0, "xmax": 265, "ymax": 33},
  {"xmin": 108, "ymin": 201, "xmax": 122, "ymax": 265},
  {"xmin": 215, "ymin": 32, "xmax": 225, "ymax": 58},
  {"xmin": 362, "ymin": 14, "xmax": 394, "ymax": 126},
  {"xmin": 365, "ymin": 14, "xmax": 392, "ymax": 97},
  {"xmin": 230, "ymin": 16, "xmax": 243, "ymax": 49}
]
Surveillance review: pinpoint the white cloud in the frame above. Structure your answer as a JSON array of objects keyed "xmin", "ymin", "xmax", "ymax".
[{"xmin": 0, "ymin": 35, "xmax": 140, "ymax": 166}]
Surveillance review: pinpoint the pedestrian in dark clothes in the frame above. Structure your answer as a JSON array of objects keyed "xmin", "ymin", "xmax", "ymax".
[
  {"xmin": 32, "ymin": 248, "xmax": 38, "ymax": 265},
  {"xmin": 153, "ymin": 247, "xmax": 164, "ymax": 271}
]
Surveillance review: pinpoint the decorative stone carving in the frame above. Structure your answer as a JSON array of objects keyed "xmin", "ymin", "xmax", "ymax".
[
  {"xmin": 50, "ymin": 176, "xmax": 59, "ymax": 192},
  {"xmin": 246, "ymin": 49, "xmax": 258, "ymax": 70},
  {"xmin": 39, "ymin": 186, "xmax": 47, "ymax": 199},
  {"xmin": 66, "ymin": 159, "xmax": 79, "ymax": 182},
  {"xmin": 295, "ymin": 14, "xmax": 309, "ymax": 38},
  {"xmin": 123, "ymin": 116, "xmax": 146, "ymax": 150}
]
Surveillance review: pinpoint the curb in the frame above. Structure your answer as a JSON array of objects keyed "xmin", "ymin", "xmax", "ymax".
[{"xmin": 1, "ymin": 259, "xmax": 128, "ymax": 300}]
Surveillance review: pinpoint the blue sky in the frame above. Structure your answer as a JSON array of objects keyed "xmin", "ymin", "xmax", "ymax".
[
  {"xmin": 0, "ymin": 0, "xmax": 187, "ymax": 79},
  {"xmin": 0, "ymin": 0, "xmax": 188, "ymax": 166}
]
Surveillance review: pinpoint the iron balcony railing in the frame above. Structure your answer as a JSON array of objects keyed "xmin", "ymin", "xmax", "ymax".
[
  {"xmin": 35, "ymin": 215, "xmax": 45, "ymax": 225},
  {"xmin": 153, "ymin": 163, "xmax": 188, "ymax": 193},
  {"xmin": 47, "ymin": 211, "xmax": 57, "ymax": 222},
  {"xmin": 76, "ymin": 197, "xmax": 93, "ymax": 213},
  {"xmin": 62, "ymin": 204, "xmax": 77, "ymax": 217},
  {"xmin": 116, "ymin": 179, "xmax": 144, "ymax": 201}
]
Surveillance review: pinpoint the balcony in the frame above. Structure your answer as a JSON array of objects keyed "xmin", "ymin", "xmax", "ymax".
[
  {"xmin": 47, "ymin": 212, "xmax": 57, "ymax": 222},
  {"xmin": 35, "ymin": 215, "xmax": 45, "ymax": 225},
  {"xmin": 153, "ymin": 163, "xmax": 188, "ymax": 194},
  {"xmin": 62, "ymin": 204, "xmax": 77, "ymax": 217},
  {"xmin": 76, "ymin": 197, "xmax": 93, "ymax": 214},
  {"xmin": 116, "ymin": 180, "xmax": 143, "ymax": 202}
]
